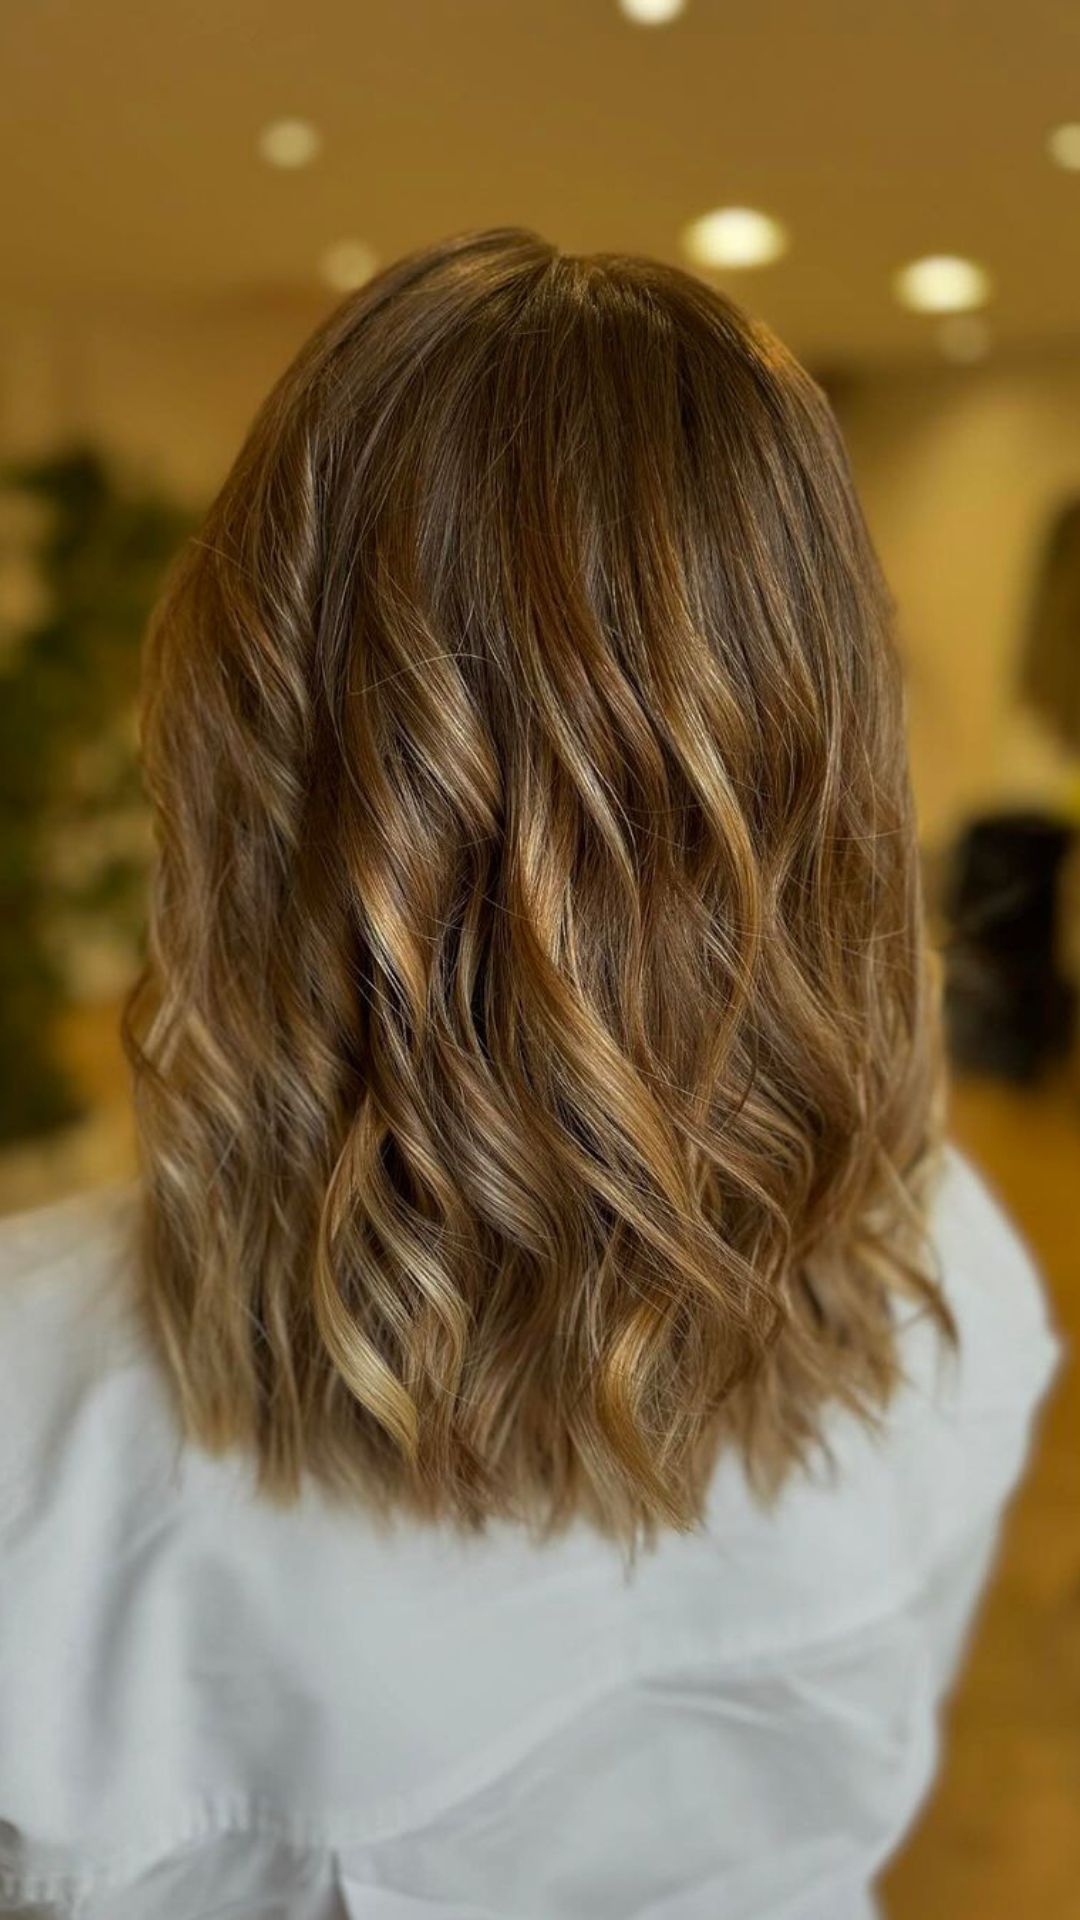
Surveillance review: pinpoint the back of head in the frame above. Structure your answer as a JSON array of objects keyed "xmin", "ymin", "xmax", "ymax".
[{"xmin": 122, "ymin": 228, "xmax": 948, "ymax": 1553}]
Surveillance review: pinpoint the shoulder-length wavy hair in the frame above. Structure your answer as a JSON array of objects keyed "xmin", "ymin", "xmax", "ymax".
[{"xmin": 121, "ymin": 227, "xmax": 950, "ymax": 1553}]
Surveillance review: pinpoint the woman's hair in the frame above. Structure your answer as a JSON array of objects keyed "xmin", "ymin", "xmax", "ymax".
[{"xmin": 121, "ymin": 227, "xmax": 950, "ymax": 1553}]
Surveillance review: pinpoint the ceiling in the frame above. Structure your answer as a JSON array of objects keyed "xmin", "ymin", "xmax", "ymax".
[{"xmin": 1, "ymin": 0, "xmax": 1079, "ymax": 367}]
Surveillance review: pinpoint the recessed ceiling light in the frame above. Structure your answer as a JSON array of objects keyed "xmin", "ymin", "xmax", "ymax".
[
  {"xmin": 893, "ymin": 255, "xmax": 992, "ymax": 315},
  {"xmin": 618, "ymin": 0, "xmax": 686, "ymax": 22},
  {"xmin": 320, "ymin": 240, "xmax": 378, "ymax": 293},
  {"xmin": 937, "ymin": 316, "xmax": 991, "ymax": 364},
  {"xmin": 1047, "ymin": 122, "xmax": 1080, "ymax": 170},
  {"xmin": 257, "ymin": 118, "xmax": 322, "ymax": 169},
  {"xmin": 681, "ymin": 207, "xmax": 788, "ymax": 270}
]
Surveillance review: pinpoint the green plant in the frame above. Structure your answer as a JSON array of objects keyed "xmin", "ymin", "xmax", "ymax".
[{"xmin": 0, "ymin": 447, "xmax": 191, "ymax": 1145}]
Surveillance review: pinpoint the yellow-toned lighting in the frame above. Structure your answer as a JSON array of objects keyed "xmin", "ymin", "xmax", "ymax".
[
  {"xmin": 1047, "ymin": 122, "xmax": 1080, "ymax": 170},
  {"xmin": 937, "ymin": 316, "xmax": 991, "ymax": 364},
  {"xmin": 320, "ymin": 240, "xmax": 378, "ymax": 293},
  {"xmin": 894, "ymin": 255, "xmax": 992, "ymax": 315},
  {"xmin": 619, "ymin": 0, "xmax": 686, "ymax": 22},
  {"xmin": 258, "ymin": 118, "xmax": 321, "ymax": 169},
  {"xmin": 682, "ymin": 207, "xmax": 788, "ymax": 270}
]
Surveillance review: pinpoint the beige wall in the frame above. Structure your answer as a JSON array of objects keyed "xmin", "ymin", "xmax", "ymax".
[
  {"xmin": 836, "ymin": 352, "xmax": 1080, "ymax": 847},
  {"xmin": 4, "ymin": 297, "xmax": 1080, "ymax": 848},
  {"xmin": 0, "ymin": 293, "xmax": 323, "ymax": 506}
]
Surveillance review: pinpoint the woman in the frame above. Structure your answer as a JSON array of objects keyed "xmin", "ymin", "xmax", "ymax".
[{"xmin": 0, "ymin": 230, "xmax": 1059, "ymax": 1919}]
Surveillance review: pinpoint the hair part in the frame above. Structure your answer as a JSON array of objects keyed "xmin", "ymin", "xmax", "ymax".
[{"xmin": 121, "ymin": 227, "xmax": 951, "ymax": 1557}]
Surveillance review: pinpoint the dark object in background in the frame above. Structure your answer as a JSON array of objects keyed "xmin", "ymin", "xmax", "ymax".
[
  {"xmin": 943, "ymin": 810, "xmax": 1077, "ymax": 1084},
  {"xmin": 1018, "ymin": 495, "xmax": 1080, "ymax": 756}
]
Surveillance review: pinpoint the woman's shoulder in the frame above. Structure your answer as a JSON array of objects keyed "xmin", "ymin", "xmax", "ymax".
[
  {"xmin": 0, "ymin": 1149, "xmax": 1060, "ymax": 1450},
  {"xmin": 921, "ymin": 1139, "xmax": 1063, "ymax": 1414},
  {"xmin": 0, "ymin": 1177, "xmax": 141, "ymax": 1327},
  {"xmin": 0, "ymin": 1178, "xmax": 148, "ymax": 1466},
  {"xmin": 0, "ymin": 1176, "xmax": 137, "ymax": 1277}
]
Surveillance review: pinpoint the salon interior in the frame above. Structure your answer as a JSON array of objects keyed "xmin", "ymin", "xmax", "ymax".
[{"xmin": 0, "ymin": 4, "xmax": 1077, "ymax": 1912}]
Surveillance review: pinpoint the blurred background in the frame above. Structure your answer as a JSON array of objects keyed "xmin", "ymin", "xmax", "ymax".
[{"xmin": 0, "ymin": 3, "xmax": 1077, "ymax": 1912}]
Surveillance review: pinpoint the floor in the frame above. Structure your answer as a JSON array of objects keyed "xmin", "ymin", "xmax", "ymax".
[
  {"xmin": 2, "ymin": 1010, "xmax": 1078, "ymax": 1914},
  {"xmin": 882, "ymin": 1070, "xmax": 1080, "ymax": 1920}
]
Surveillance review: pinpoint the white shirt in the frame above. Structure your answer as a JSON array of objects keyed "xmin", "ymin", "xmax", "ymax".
[{"xmin": 0, "ymin": 1142, "xmax": 1061, "ymax": 1920}]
